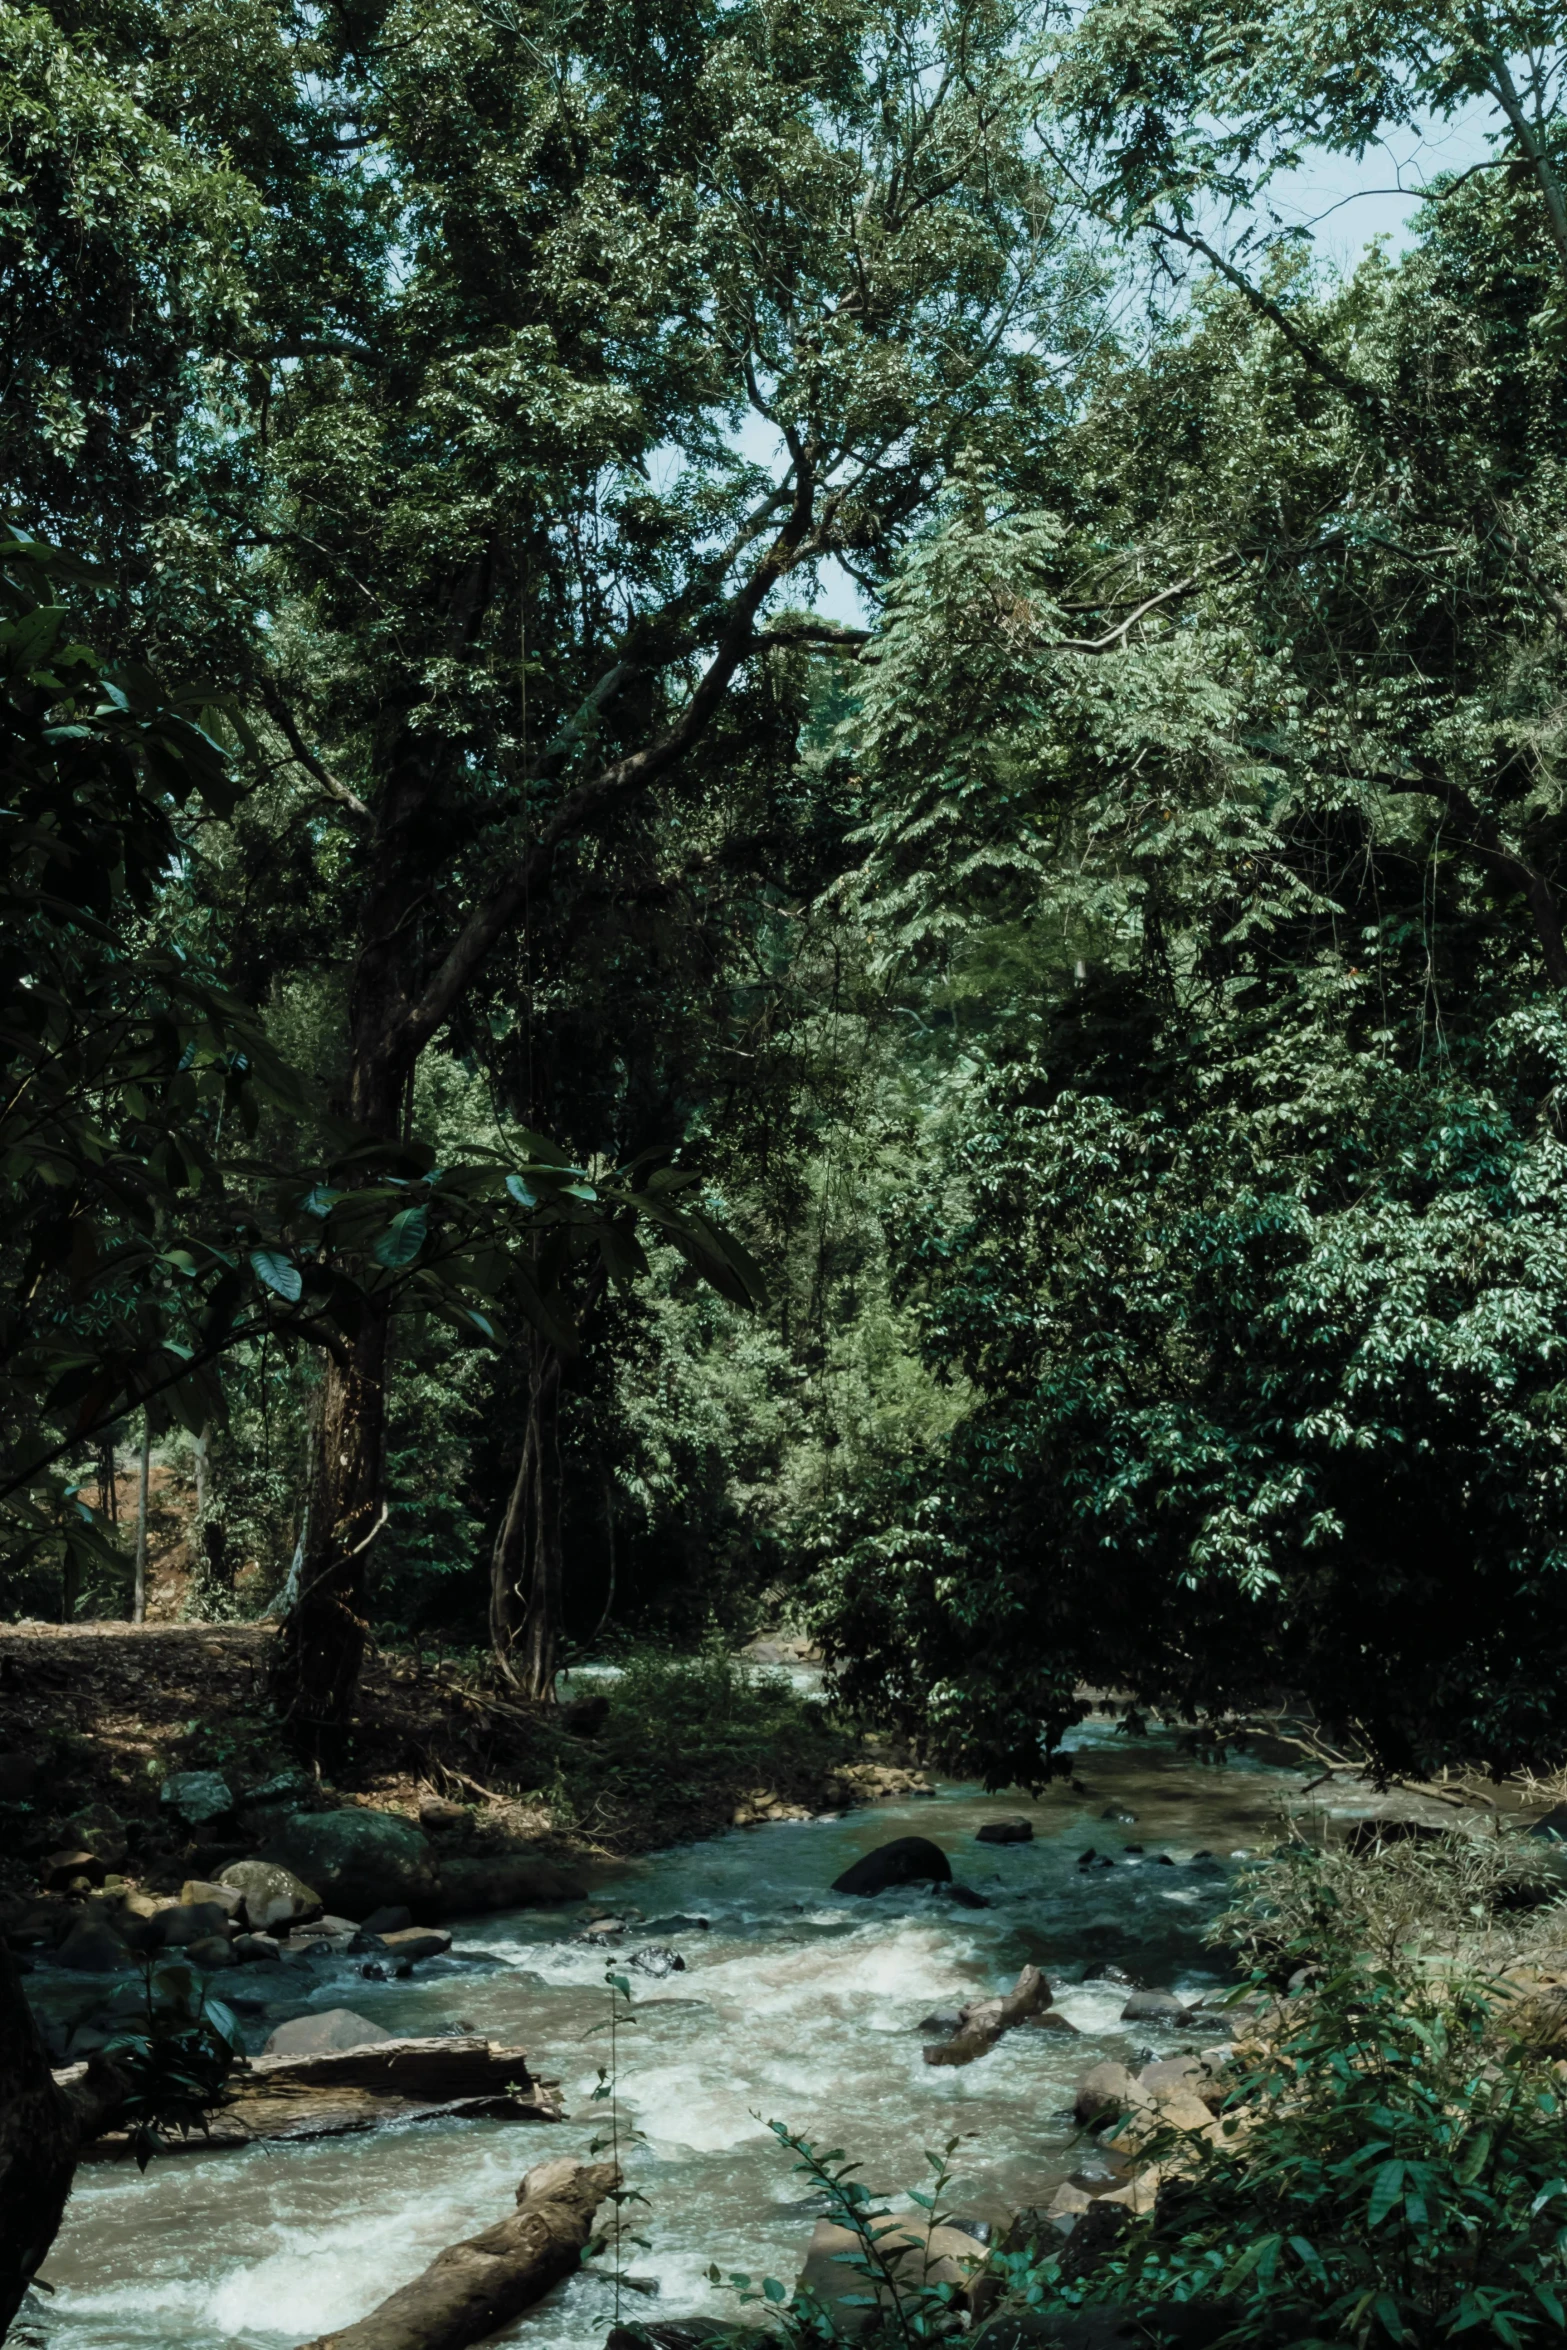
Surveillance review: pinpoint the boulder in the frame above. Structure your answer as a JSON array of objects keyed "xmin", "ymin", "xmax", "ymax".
[
  {"xmin": 159, "ymin": 1771, "xmax": 235, "ymax": 1826},
  {"xmin": 186, "ymin": 1934, "xmax": 236, "ymax": 1970},
  {"xmin": 262, "ymin": 2007, "xmax": 394, "ymax": 2057},
  {"xmin": 291, "ymin": 1914, "xmax": 362, "ymax": 1939},
  {"xmin": 42, "ymin": 1848, "xmax": 104, "ymax": 1891},
  {"xmin": 155, "ymin": 1901, "xmax": 238, "ymax": 1948},
  {"xmin": 257, "ymin": 1809, "xmax": 439, "ymax": 1920},
  {"xmin": 233, "ymin": 1933, "xmax": 282, "ymax": 1964},
  {"xmin": 180, "ymin": 1879, "xmax": 244, "ymax": 1918},
  {"xmin": 976, "ymin": 1818, "xmax": 1033, "ymax": 1845},
  {"xmin": 1120, "ymin": 1990, "xmax": 1190, "ymax": 2024},
  {"xmin": 1073, "ymin": 2062, "xmax": 1148, "ymax": 2127},
  {"xmin": 417, "ymin": 1796, "xmax": 468, "ymax": 1831},
  {"xmin": 628, "ymin": 1944, "xmax": 685, "ymax": 1979},
  {"xmin": 436, "ymin": 1853, "xmax": 587, "ymax": 1914},
  {"xmin": 55, "ymin": 1919, "xmax": 134, "ymax": 1972},
  {"xmin": 799, "ymin": 2215, "xmax": 990, "ymax": 2328},
  {"xmin": 930, "ymin": 1881, "xmax": 989, "ymax": 1908},
  {"xmin": 830, "ymin": 1836, "xmax": 951, "ymax": 1897},
  {"xmin": 378, "ymin": 1927, "xmax": 453, "ymax": 1965},
  {"xmin": 362, "ymin": 1905, "xmax": 414, "ymax": 1935},
  {"xmin": 66, "ymin": 1805, "xmax": 129, "ymax": 1870},
  {"xmin": 221, "ymin": 1858, "xmax": 328, "ymax": 1931}
]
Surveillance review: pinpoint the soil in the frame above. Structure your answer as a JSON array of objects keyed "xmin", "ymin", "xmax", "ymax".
[{"xmin": 0, "ymin": 1620, "xmax": 858, "ymax": 1908}]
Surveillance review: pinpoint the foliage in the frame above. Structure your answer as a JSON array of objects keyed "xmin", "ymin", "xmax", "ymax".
[
  {"xmin": 97, "ymin": 1961, "xmax": 242, "ymax": 2172},
  {"xmin": 1217, "ymin": 1827, "xmax": 1567, "ymax": 1987},
  {"xmin": 558, "ymin": 1646, "xmax": 847, "ymax": 1829},
  {"xmin": 1020, "ymin": 1854, "xmax": 1567, "ymax": 2349},
  {"xmin": 714, "ymin": 2125, "xmax": 977, "ymax": 2348}
]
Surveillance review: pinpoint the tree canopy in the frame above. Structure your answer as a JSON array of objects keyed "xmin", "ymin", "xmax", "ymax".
[{"xmin": 7, "ymin": 0, "xmax": 1567, "ymax": 1784}]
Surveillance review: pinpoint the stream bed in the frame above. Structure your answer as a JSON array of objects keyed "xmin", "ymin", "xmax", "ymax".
[{"xmin": 39, "ymin": 1726, "xmax": 1318, "ymax": 2349}]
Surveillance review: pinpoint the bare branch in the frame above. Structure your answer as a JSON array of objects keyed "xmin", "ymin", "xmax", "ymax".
[{"xmin": 259, "ymin": 681, "xmax": 371, "ymax": 818}]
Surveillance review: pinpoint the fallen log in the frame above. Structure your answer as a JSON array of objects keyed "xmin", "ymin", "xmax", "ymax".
[
  {"xmin": 297, "ymin": 2154, "xmax": 619, "ymax": 2350},
  {"xmin": 923, "ymin": 1963, "xmax": 1051, "ymax": 2067},
  {"xmin": 65, "ymin": 2035, "xmax": 563, "ymax": 2160}
]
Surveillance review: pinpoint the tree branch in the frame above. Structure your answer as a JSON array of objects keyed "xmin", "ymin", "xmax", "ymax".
[
  {"xmin": 1376, "ymin": 769, "xmax": 1567, "ymax": 988},
  {"xmin": 259, "ymin": 682, "xmax": 371, "ymax": 818},
  {"xmin": 1151, "ymin": 221, "xmax": 1388, "ymax": 424},
  {"xmin": 398, "ymin": 457, "xmax": 819, "ymax": 1061}
]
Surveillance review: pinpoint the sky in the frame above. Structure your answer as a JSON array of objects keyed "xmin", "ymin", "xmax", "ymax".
[{"xmin": 774, "ymin": 101, "xmax": 1508, "ymax": 628}]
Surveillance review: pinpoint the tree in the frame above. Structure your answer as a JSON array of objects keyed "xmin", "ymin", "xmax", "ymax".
[
  {"xmin": 808, "ymin": 120, "xmax": 1567, "ymax": 1779},
  {"xmin": 223, "ymin": 0, "xmax": 1091, "ymax": 1722}
]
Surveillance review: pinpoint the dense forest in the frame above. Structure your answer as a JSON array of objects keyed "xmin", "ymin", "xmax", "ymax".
[
  {"xmin": 9, "ymin": 1, "xmax": 1567, "ymax": 2341},
  {"xmin": 9, "ymin": 0, "xmax": 1567, "ymax": 1779}
]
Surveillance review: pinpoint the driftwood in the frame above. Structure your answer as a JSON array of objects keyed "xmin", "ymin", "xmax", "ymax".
[
  {"xmin": 66, "ymin": 2035, "xmax": 562, "ymax": 2161},
  {"xmin": 923, "ymin": 1963, "xmax": 1052, "ymax": 2067},
  {"xmin": 297, "ymin": 2154, "xmax": 620, "ymax": 2350}
]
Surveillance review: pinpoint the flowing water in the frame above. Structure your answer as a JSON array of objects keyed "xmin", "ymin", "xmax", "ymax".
[{"xmin": 37, "ymin": 1723, "xmax": 1314, "ymax": 2350}]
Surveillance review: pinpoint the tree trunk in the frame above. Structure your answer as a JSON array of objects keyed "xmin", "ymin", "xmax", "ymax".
[
  {"xmin": 275, "ymin": 1297, "xmax": 391, "ymax": 1760},
  {"xmin": 295, "ymin": 2156, "xmax": 618, "ymax": 2350},
  {"xmin": 0, "ymin": 1945, "xmax": 92, "ymax": 2341},
  {"xmin": 272, "ymin": 729, "xmax": 433, "ymax": 1750},
  {"xmin": 131, "ymin": 1417, "xmax": 151, "ymax": 1624},
  {"xmin": 489, "ymin": 1339, "xmax": 565, "ymax": 1700}
]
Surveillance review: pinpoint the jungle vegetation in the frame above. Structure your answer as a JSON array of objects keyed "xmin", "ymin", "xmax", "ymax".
[{"xmin": 6, "ymin": 0, "xmax": 1567, "ymax": 1785}]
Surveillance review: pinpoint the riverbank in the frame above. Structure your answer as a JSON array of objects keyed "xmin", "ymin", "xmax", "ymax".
[{"xmin": 0, "ymin": 1623, "xmax": 875, "ymax": 1919}]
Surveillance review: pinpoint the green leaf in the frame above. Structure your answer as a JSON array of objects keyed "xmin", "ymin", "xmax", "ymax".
[
  {"xmin": 373, "ymin": 1206, "xmax": 428, "ymax": 1267},
  {"xmin": 249, "ymin": 1249, "xmax": 302, "ymax": 1304}
]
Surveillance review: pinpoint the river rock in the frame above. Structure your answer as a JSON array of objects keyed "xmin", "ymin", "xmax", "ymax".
[
  {"xmin": 186, "ymin": 1933, "xmax": 236, "ymax": 1969},
  {"xmin": 1120, "ymin": 1989, "xmax": 1190, "ymax": 2024},
  {"xmin": 830, "ymin": 1836, "xmax": 951, "ymax": 1896},
  {"xmin": 976, "ymin": 1818, "xmax": 1033, "ymax": 1844},
  {"xmin": 219, "ymin": 1859, "xmax": 324, "ymax": 1933},
  {"xmin": 160, "ymin": 1771, "xmax": 236, "ymax": 1826},
  {"xmin": 154, "ymin": 1900, "xmax": 237, "ymax": 1948},
  {"xmin": 362, "ymin": 1904, "xmax": 414, "ymax": 1935},
  {"xmin": 66, "ymin": 1804, "xmax": 129, "ymax": 1870},
  {"xmin": 55, "ymin": 1918, "xmax": 134, "ymax": 1972},
  {"xmin": 436, "ymin": 1852, "xmax": 587, "ymax": 1914},
  {"xmin": 258, "ymin": 1809, "xmax": 439, "ymax": 1920},
  {"xmin": 629, "ymin": 1944, "xmax": 685, "ymax": 1979},
  {"xmin": 930, "ymin": 1881, "xmax": 989, "ymax": 1908},
  {"xmin": 180, "ymin": 1879, "xmax": 244, "ymax": 1917},
  {"xmin": 42, "ymin": 1848, "xmax": 104, "ymax": 1891},
  {"xmin": 1073, "ymin": 2062, "xmax": 1148, "ymax": 2126},
  {"xmin": 233, "ymin": 1932, "xmax": 282, "ymax": 1964},
  {"xmin": 378, "ymin": 1927, "xmax": 453, "ymax": 1964},
  {"xmin": 418, "ymin": 1796, "xmax": 468, "ymax": 1830},
  {"xmin": 262, "ymin": 2007, "xmax": 394, "ymax": 2056}
]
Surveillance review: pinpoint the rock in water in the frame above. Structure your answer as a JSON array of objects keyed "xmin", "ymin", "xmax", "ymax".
[
  {"xmin": 257, "ymin": 1809, "xmax": 439, "ymax": 1920},
  {"xmin": 629, "ymin": 1944, "xmax": 686, "ymax": 1979},
  {"xmin": 262, "ymin": 2008, "xmax": 394, "ymax": 2056},
  {"xmin": 831, "ymin": 1836, "xmax": 951, "ymax": 1896},
  {"xmin": 976, "ymin": 1818, "xmax": 1033, "ymax": 1844},
  {"xmin": 154, "ymin": 1901, "xmax": 236, "ymax": 1948},
  {"xmin": 361, "ymin": 1904, "xmax": 414, "ymax": 1935},
  {"xmin": 55, "ymin": 1919, "xmax": 133, "ymax": 1972},
  {"xmin": 218, "ymin": 1859, "xmax": 323, "ymax": 1933},
  {"xmin": 1120, "ymin": 1989, "xmax": 1190, "ymax": 2023}
]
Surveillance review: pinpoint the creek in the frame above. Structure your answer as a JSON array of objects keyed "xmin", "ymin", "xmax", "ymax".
[{"xmin": 38, "ymin": 1721, "xmax": 1316, "ymax": 2350}]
